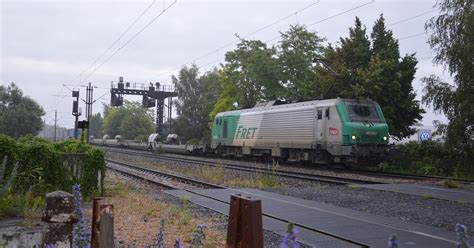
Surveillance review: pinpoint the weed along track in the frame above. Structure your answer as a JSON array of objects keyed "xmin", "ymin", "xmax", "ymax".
[
  {"xmin": 106, "ymin": 159, "xmax": 371, "ymax": 247},
  {"xmin": 99, "ymin": 145, "xmax": 474, "ymax": 185},
  {"xmin": 103, "ymin": 147, "xmax": 381, "ymax": 185},
  {"xmin": 106, "ymin": 159, "xmax": 224, "ymax": 190}
]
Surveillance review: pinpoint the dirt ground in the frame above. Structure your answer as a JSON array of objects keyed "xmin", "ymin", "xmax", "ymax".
[{"xmin": 98, "ymin": 172, "xmax": 226, "ymax": 247}]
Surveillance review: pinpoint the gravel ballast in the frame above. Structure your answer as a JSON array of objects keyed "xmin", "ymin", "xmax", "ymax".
[
  {"xmin": 106, "ymin": 151, "xmax": 474, "ymax": 236},
  {"xmin": 112, "ymin": 171, "xmax": 310, "ymax": 247}
]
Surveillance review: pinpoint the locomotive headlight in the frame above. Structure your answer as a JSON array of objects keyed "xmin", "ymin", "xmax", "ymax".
[
  {"xmin": 383, "ymin": 136, "xmax": 388, "ymax": 141},
  {"xmin": 351, "ymin": 135, "xmax": 356, "ymax": 140}
]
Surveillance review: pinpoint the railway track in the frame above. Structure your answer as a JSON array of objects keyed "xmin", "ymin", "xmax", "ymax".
[
  {"xmin": 107, "ymin": 159, "xmax": 224, "ymax": 189},
  {"xmin": 97, "ymin": 145, "xmax": 474, "ymax": 184},
  {"xmin": 103, "ymin": 147, "xmax": 379, "ymax": 185},
  {"xmin": 107, "ymin": 159, "xmax": 370, "ymax": 247}
]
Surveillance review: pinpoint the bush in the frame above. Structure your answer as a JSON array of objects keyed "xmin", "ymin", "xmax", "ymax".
[
  {"xmin": 385, "ymin": 140, "xmax": 473, "ymax": 178},
  {"xmin": 15, "ymin": 139, "xmax": 65, "ymax": 194},
  {"xmin": 0, "ymin": 193, "xmax": 44, "ymax": 218},
  {"xmin": 0, "ymin": 136, "xmax": 105, "ymax": 198},
  {"xmin": 0, "ymin": 134, "xmax": 17, "ymax": 178}
]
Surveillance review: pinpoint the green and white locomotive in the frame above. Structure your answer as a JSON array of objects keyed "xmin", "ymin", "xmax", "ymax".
[{"xmin": 211, "ymin": 98, "xmax": 390, "ymax": 165}]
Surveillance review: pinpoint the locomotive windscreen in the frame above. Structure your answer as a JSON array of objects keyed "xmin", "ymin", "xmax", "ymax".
[{"xmin": 344, "ymin": 100, "xmax": 381, "ymax": 123}]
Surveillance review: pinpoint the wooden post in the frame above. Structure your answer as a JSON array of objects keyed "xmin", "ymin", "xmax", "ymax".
[
  {"xmin": 226, "ymin": 194, "xmax": 263, "ymax": 248},
  {"xmin": 99, "ymin": 203, "xmax": 114, "ymax": 248},
  {"xmin": 91, "ymin": 197, "xmax": 104, "ymax": 248}
]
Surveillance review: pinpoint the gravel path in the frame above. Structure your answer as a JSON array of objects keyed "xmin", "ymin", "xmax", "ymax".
[
  {"xmin": 111, "ymin": 171, "xmax": 311, "ymax": 247},
  {"xmin": 266, "ymin": 185, "xmax": 474, "ymax": 236},
  {"xmin": 106, "ymin": 152, "xmax": 474, "ymax": 236}
]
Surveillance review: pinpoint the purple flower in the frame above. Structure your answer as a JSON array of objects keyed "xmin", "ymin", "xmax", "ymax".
[
  {"xmin": 281, "ymin": 223, "xmax": 299, "ymax": 248},
  {"xmin": 191, "ymin": 224, "xmax": 207, "ymax": 247},
  {"xmin": 156, "ymin": 219, "xmax": 165, "ymax": 248},
  {"xmin": 173, "ymin": 239, "xmax": 182, "ymax": 248},
  {"xmin": 388, "ymin": 234, "xmax": 399, "ymax": 248},
  {"xmin": 72, "ymin": 184, "xmax": 88, "ymax": 248},
  {"xmin": 455, "ymin": 223, "xmax": 470, "ymax": 248}
]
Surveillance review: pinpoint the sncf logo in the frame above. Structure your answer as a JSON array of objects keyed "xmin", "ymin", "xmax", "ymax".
[{"xmin": 329, "ymin": 127, "xmax": 339, "ymax": 136}]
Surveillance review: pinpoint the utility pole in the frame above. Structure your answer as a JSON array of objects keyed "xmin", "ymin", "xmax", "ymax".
[
  {"xmin": 85, "ymin": 83, "xmax": 94, "ymax": 143},
  {"xmin": 43, "ymin": 119, "xmax": 46, "ymax": 138},
  {"xmin": 54, "ymin": 110, "xmax": 57, "ymax": 141},
  {"xmin": 72, "ymin": 89, "xmax": 81, "ymax": 139}
]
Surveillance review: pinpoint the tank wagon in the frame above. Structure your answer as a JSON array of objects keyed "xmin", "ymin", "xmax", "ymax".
[{"xmin": 211, "ymin": 98, "xmax": 390, "ymax": 165}]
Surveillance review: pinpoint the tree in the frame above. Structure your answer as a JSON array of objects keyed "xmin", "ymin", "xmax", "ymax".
[
  {"xmin": 173, "ymin": 65, "xmax": 219, "ymax": 142},
  {"xmin": 209, "ymin": 69, "xmax": 239, "ymax": 122},
  {"xmin": 223, "ymin": 38, "xmax": 284, "ymax": 108},
  {"xmin": 422, "ymin": 0, "xmax": 473, "ymax": 156},
  {"xmin": 278, "ymin": 25, "xmax": 324, "ymax": 101},
  {"xmin": 0, "ymin": 83, "xmax": 45, "ymax": 138},
  {"xmin": 361, "ymin": 15, "xmax": 423, "ymax": 138},
  {"xmin": 312, "ymin": 16, "xmax": 424, "ymax": 139},
  {"xmin": 88, "ymin": 113, "xmax": 103, "ymax": 138},
  {"xmin": 102, "ymin": 101, "xmax": 154, "ymax": 140}
]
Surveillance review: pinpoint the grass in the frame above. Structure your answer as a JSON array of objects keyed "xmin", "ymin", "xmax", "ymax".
[
  {"xmin": 422, "ymin": 193, "xmax": 433, "ymax": 200},
  {"xmin": 104, "ymin": 173, "xmax": 225, "ymax": 247},
  {"xmin": 348, "ymin": 184, "xmax": 359, "ymax": 189},
  {"xmin": 0, "ymin": 192, "xmax": 44, "ymax": 219},
  {"xmin": 179, "ymin": 194, "xmax": 190, "ymax": 208},
  {"xmin": 134, "ymin": 157, "xmax": 284, "ymax": 189},
  {"xmin": 440, "ymin": 179, "xmax": 460, "ymax": 189}
]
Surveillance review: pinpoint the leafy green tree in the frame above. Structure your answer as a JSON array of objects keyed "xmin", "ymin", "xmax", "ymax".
[
  {"xmin": 102, "ymin": 101, "xmax": 154, "ymax": 139},
  {"xmin": 361, "ymin": 15, "xmax": 423, "ymax": 138},
  {"xmin": 313, "ymin": 16, "xmax": 423, "ymax": 139},
  {"xmin": 88, "ymin": 113, "xmax": 103, "ymax": 138},
  {"xmin": 0, "ymin": 83, "xmax": 45, "ymax": 138},
  {"xmin": 173, "ymin": 65, "xmax": 219, "ymax": 142},
  {"xmin": 209, "ymin": 69, "xmax": 239, "ymax": 122},
  {"xmin": 422, "ymin": 0, "xmax": 473, "ymax": 156},
  {"xmin": 278, "ymin": 25, "xmax": 324, "ymax": 101},
  {"xmin": 313, "ymin": 17, "xmax": 372, "ymax": 99},
  {"xmin": 102, "ymin": 106, "xmax": 126, "ymax": 138},
  {"xmin": 223, "ymin": 38, "xmax": 284, "ymax": 108}
]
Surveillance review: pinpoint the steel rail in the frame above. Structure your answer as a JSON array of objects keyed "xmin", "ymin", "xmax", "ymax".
[
  {"xmin": 104, "ymin": 148, "xmax": 378, "ymax": 185},
  {"xmin": 97, "ymin": 144, "xmax": 474, "ymax": 184},
  {"xmin": 107, "ymin": 159, "xmax": 224, "ymax": 189},
  {"xmin": 106, "ymin": 159, "xmax": 370, "ymax": 248}
]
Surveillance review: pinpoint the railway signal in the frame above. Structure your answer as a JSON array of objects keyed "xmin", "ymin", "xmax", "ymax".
[{"xmin": 110, "ymin": 77, "xmax": 177, "ymax": 136}]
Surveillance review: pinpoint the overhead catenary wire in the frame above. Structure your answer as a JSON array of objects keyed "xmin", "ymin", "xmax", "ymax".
[
  {"xmin": 386, "ymin": 9, "xmax": 437, "ymax": 27},
  {"xmin": 80, "ymin": 0, "xmax": 177, "ymax": 84},
  {"xmin": 154, "ymin": 0, "xmax": 323, "ymax": 80},
  {"xmin": 67, "ymin": 0, "xmax": 158, "ymax": 86},
  {"xmin": 398, "ymin": 31, "xmax": 431, "ymax": 40},
  {"xmin": 157, "ymin": 0, "xmax": 376, "ymax": 84},
  {"xmin": 161, "ymin": 4, "xmax": 440, "ymax": 86}
]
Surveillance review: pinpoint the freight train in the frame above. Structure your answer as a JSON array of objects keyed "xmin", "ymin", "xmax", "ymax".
[
  {"xmin": 211, "ymin": 98, "xmax": 389, "ymax": 165},
  {"xmin": 93, "ymin": 98, "xmax": 390, "ymax": 166}
]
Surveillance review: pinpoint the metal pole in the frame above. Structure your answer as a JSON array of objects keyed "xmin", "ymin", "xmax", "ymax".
[
  {"xmin": 74, "ymin": 115, "xmax": 78, "ymax": 139},
  {"xmin": 54, "ymin": 110, "xmax": 57, "ymax": 141},
  {"xmin": 168, "ymin": 97, "xmax": 172, "ymax": 135},
  {"xmin": 43, "ymin": 119, "xmax": 46, "ymax": 138}
]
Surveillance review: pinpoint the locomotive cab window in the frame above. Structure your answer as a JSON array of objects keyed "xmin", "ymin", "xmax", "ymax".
[
  {"xmin": 344, "ymin": 100, "xmax": 381, "ymax": 123},
  {"xmin": 223, "ymin": 119, "xmax": 228, "ymax": 138},
  {"xmin": 317, "ymin": 110, "xmax": 322, "ymax": 120},
  {"xmin": 215, "ymin": 119, "xmax": 218, "ymax": 126},
  {"xmin": 325, "ymin": 108, "xmax": 330, "ymax": 120}
]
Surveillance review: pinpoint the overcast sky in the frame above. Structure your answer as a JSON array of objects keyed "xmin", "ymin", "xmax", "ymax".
[{"xmin": 1, "ymin": 0, "xmax": 450, "ymax": 130}]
